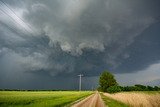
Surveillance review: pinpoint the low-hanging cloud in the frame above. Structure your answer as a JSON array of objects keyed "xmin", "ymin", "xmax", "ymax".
[
  {"xmin": 23, "ymin": 0, "xmax": 156, "ymax": 56},
  {"xmin": 0, "ymin": 0, "xmax": 160, "ymax": 81}
]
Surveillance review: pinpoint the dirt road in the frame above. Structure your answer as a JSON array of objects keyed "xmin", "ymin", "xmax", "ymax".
[{"xmin": 72, "ymin": 91, "xmax": 106, "ymax": 107}]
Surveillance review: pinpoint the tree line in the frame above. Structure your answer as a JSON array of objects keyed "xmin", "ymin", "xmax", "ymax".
[{"xmin": 98, "ymin": 71, "xmax": 160, "ymax": 93}]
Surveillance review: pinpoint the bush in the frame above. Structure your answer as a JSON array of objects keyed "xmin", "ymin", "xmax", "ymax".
[
  {"xmin": 147, "ymin": 86, "xmax": 154, "ymax": 91},
  {"xmin": 135, "ymin": 84, "xmax": 147, "ymax": 90},
  {"xmin": 154, "ymin": 86, "xmax": 159, "ymax": 91},
  {"xmin": 107, "ymin": 86, "xmax": 121, "ymax": 93}
]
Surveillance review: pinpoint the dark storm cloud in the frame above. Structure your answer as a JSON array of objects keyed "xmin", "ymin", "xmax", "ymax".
[
  {"xmin": 116, "ymin": 22, "xmax": 160, "ymax": 73},
  {"xmin": 0, "ymin": 0, "xmax": 160, "ymax": 89}
]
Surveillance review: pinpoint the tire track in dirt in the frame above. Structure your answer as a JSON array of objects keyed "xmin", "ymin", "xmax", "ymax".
[{"xmin": 72, "ymin": 91, "xmax": 106, "ymax": 107}]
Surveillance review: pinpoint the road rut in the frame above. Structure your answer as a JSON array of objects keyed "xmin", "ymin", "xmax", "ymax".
[{"xmin": 72, "ymin": 91, "xmax": 106, "ymax": 107}]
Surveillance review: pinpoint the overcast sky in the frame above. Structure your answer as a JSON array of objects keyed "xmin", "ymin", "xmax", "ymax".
[{"xmin": 0, "ymin": 0, "xmax": 160, "ymax": 90}]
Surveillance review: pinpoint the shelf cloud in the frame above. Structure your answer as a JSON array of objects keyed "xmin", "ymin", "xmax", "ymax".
[{"xmin": 0, "ymin": 0, "xmax": 160, "ymax": 89}]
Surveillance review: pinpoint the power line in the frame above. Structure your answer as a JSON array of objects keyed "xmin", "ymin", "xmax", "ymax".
[
  {"xmin": 0, "ymin": 0, "xmax": 36, "ymax": 34},
  {"xmin": 0, "ymin": 11, "xmax": 38, "ymax": 48},
  {"xmin": 0, "ymin": 0, "xmax": 49, "ymax": 52},
  {"xmin": 0, "ymin": 1, "xmax": 32, "ymax": 36}
]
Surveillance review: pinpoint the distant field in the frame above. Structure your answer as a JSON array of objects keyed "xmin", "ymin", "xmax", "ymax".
[
  {"xmin": 132, "ymin": 91, "xmax": 160, "ymax": 94},
  {"xmin": 103, "ymin": 91, "xmax": 160, "ymax": 107},
  {"xmin": 0, "ymin": 91, "xmax": 93, "ymax": 107}
]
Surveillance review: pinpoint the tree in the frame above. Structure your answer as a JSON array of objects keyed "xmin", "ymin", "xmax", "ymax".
[
  {"xmin": 147, "ymin": 86, "xmax": 154, "ymax": 91},
  {"xmin": 99, "ymin": 71, "xmax": 118, "ymax": 92},
  {"xmin": 154, "ymin": 86, "xmax": 159, "ymax": 91},
  {"xmin": 135, "ymin": 84, "xmax": 147, "ymax": 90}
]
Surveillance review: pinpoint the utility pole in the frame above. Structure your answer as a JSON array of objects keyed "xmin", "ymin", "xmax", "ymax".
[{"xmin": 78, "ymin": 74, "xmax": 83, "ymax": 91}]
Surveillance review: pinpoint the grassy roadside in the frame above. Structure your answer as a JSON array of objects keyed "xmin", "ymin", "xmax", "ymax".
[
  {"xmin": 100, "ymin": 93, "xmax": 129, "ymax": 107},
  {"xmin": 0, "ymin": 91, "xmax": 93, "ymax": 107},
  {"xmin": 102, "ymin": 91, "xmax": 160, "ymax": 107}
]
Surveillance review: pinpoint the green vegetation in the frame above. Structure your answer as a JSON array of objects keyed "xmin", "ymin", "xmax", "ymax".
[
  {"xmin": 0, "ymin": 91, "xmax": 93, "ymax": 107},
  {"xmin": 100, "ymin": 93, "xmax": 129, "ymax": 107},
  {"xmin": 98, "ymin": 71, "xmax": 160, "ymax": 93},
  {"xmin": 107, "ymin": 86, "xmax": 121, "ymax": 93},
  {"xmin": 99, "ymin": 71, "xmax": 118, "ymax": 92},
  {"xmin": 119, "ymin": 85, "xmax": 160, "ymax": 92}
]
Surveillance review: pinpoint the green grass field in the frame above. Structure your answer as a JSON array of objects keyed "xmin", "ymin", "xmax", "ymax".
[{"xmin": 0, "ymin": 91, "xmax": 93, "ymax": 107}]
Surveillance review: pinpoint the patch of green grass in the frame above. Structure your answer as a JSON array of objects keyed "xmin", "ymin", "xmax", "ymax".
[
  {"xmin": 0, "ymin": 91, "xmax": 93, "ymax": 107},
  {"xmin": 100, "ymin": 93, "xmax": 129, "ymax": 107}
]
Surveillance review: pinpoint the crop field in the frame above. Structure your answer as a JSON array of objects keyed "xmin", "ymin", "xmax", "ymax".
[
  {"xmin": 103, "ymin": 91, "xmax": 160, "ymax": 107},
  {"xmin": 101, "ymin": 93, "xmax": 128, "ymax": 107},
  {"xmin": 0, "ymin": 91, "xmax": 93, "ymax": 107}
]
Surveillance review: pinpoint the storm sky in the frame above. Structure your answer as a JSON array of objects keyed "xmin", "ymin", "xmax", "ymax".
[{"xmin": 0, "ymin": 0, "xmax": 160, "ymax": 90}]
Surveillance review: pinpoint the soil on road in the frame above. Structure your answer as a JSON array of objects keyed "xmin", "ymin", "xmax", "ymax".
[{"xmin": 72, "ymin": 91, "xmax": 106, "ymax": 107}]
